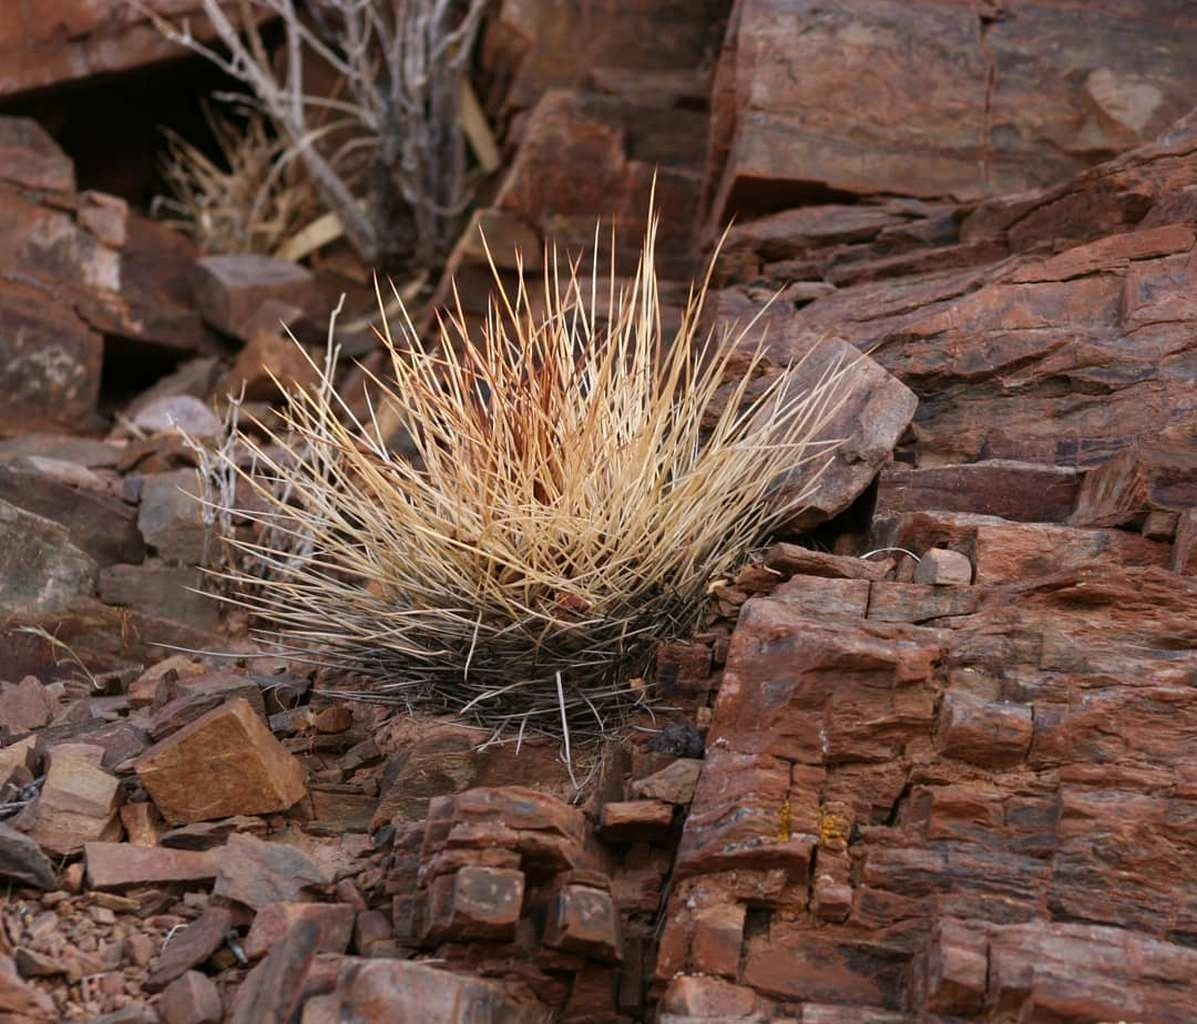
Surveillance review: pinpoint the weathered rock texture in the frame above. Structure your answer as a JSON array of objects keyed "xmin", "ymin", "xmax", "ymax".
[
  {"xmin": 0, "ymin": 2, "xmax": 234, "ymax": 99},
  {"xmin": 705, "ymin": 0, "xmax": 1197, "ymax": 230}
]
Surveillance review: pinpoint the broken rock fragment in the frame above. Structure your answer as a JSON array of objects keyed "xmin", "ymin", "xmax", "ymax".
[
  {"xmin": 213, "ymin": 833, "xmax": 329, "ymax": 909},
  {"xmin": 134, "ymin": 697, "xmax": 307, "ymax": 824}
]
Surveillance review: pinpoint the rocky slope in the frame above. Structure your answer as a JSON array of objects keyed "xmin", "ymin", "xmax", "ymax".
[{"xmin": 1, "ymin": 2, "xmax": 1196, "ymax": 1022}]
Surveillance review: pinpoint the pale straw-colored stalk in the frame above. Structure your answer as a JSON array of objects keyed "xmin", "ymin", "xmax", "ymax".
[{"xmin": 202, "ymin": 208, "xmax": 857, "ymax": 741}]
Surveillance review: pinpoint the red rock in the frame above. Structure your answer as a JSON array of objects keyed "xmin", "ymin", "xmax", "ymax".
[
  {"xmin": 0, "ymin": 116, "xmax": 73, "ymax": 191},
  {"xmin": 629, "ymin": 759, "xmax": 702, "ymax": 806},
  {"xmin": 313, "ymin": 706, "xmax": 353, "ymax": 734},
  {"xmin": 867, "ymin": 582, "xmax": 977, "ymax": 624},
  {"xmin": 689, "ymin": 903, "xmax": 745, "ymax": 979},
  {"xmin": 424, "ymin": 865, "xmax": 525, "ymax": 942},
  {"xmin": 764, "ymin": 340, "xmax": 917, "ymax": 531},
  {"xmin": 772, "ymin": 575, "xmax": 872, "ymax": 618},
  {"xmin": 159, "ymin": 970, "xmax": 222, "ymax": 1024},
  {"xmin": 23, "ymin": 754, "xmax": 121, "ymax": 856},
  {"xmin": 353, "ymin": 910, "xmax": 392, "ymax": 955},
  {"xmin": 598, "ymin": 801, "xmax": 674, "ymax": 844},
  {"xmin": 0, "ymin": 459, "xmax": 145, "ymax": 568},
  {"xmin": 135, "ymin": 698, "xmax": 307, "ymax": 824},
  {"xmin": 0, "ymin": 822, "xmax": 56, "ymax": 890},
  {"xmin": 213, "ymin": 833, "xmax": 329, "ymax": 909},
  {"xmin": 661, "ymin": 975, "xmax": 759, "ymax": 1018},
  {"xmin": 0, "ymin": 676, "xmax": 55, "ymax": 734},
  {"xmin": 228, "ymin": 918, "xmax": 319, "ymax": 1024},
  {"xmin": 922, "ymin": 919, "xmax": 986, "ymax": 1015},
  {"xmin": 99, "ymin": 561, "xmax": 220, "ymax": 633},
  {"xmin": 244, "ymin": 903, "xmax": 355, "ymax": 960},
  {"xmin": 0, "ymin": 2, "xmax": 233, "ymax": 99},
  {"xmin": 0, "ymin": 951, "xmax": 56, "ymax": 1017},
  {"xmin": 765, "ymin": 543, "xmax": 889, "ymax": 580},
  {"xmin": 705, "ymin": 0, "xmax": 1196, "ymax": 231},
  {"xmin": 1071, "ymin": 439, "xmax": 1197, "ymax": 529},
  {"xmin": 84, "ymin": 842, "xmax": 221, "ymax": 890},
  {"xmin": 939, "ymin": 693, "xmax": 1033, "ymax": 768},
  {"xmin": 149, "ymin": 675, "xmax": 268, "ymax": 740},
  {"xmin": 873, "ymin": 510, "xmax": 1170, "ymax": 585},
  {"xmin": 913, "ymin": 548, "xmax": 972, "ymax": 586},
  {"xmin": 654, "ymin": 642, "xmax": 714, "ymax": 695},
  {"xmin": 221, "ymin": 313, "xmax": 323, "ymax": 402},
  {"xmin": 876, "ymin": 461, "xmax": 1081, "ymax": 524},
  {"xmin": 193, "ymin": 254, "xmax": 315, "ymax": 338},
  {"xmin": 1174, "ymin": 509, "xmax": 1197, "ymax": 575},
  {"xmin": 544, "ymin": 885, "xmax": 622, "ymax": 962},
  {"xmin": 145, "ymin": 905, "xmax": 237, "ymax": 992},
  {"xmin": 332, "ymin": 959, "xmax": 548, "ymax": 1022}
]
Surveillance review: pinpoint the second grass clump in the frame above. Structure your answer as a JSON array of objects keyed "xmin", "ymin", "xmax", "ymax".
[{"xmin": 208, "ymin": 213, "xmax": 855, "ymax": 741}]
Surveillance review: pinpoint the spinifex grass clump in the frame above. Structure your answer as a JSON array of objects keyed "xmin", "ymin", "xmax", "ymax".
[{"xmin": 209, "ymin": 213, "xmax": 854, "ymax": 741}]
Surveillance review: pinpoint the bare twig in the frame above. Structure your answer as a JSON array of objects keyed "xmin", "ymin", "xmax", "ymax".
[{"xmin": 142, "ymin": 0, "xmax": 489, "ymax": 268}]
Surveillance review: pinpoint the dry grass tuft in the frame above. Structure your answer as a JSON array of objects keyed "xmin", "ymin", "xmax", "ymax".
[
  {"xmin": 153, "ymin": 104, "xmax": 319, "ymax": 256},
  {"xmin": 203, "ymin": 212, "xmax": 856, "ymax": 742}
]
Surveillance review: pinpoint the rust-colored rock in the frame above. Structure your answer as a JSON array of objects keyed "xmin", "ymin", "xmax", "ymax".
[
  {"xmin": 244, "ymin": 902, "xmax": 354, "ymax": 960},
  {"xmin": 424, "ymin": 865, "xmax": 525, "ymax": 942},
  {"xmin": 193, "ymin": 254, "xmax": 315, "ymax": 338},
  {"xmin": 213, "ymin": 833, "xmax": 329, "ymax": 910},
  {"xmin": 85, "ymin": 842, "xmax": 221, "ymax": 890},
  {"xmin": 135, "ymin": 698, "xmax": 307, "ymax": 824},
  {"xmin": 159, "ymin": 970, "xmax": 222, "ymax": 1024}
]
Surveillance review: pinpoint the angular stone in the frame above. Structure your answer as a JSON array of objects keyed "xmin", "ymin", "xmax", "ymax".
[
  {"xmin": 0, "ymin": 116, "xmax": 74, "ymax": 191},
  {"xmin": 135, "ymin": 698, "xmax": 307, "ymax": 824},
  {"xmin": 1174, "ymin": 509, "xmax": 1197, "ymax": 575},
  {"xmin": 873, "ymin": 511, "xmax": 1170, "ymax": 585},
  {"xmin": 0, "ymin": 676, "xmax": 55, "ymax": 735},
  {"xmin": 765, "ymin": 543, "xmax": 890, "ymax": 581},
  {"xmin": 913, "ymin": 548, "xmax": 973, "ymax": 586},
  {"xmin": 1071, "ymin": 440, "xmax": 1197, "ymax": 529},
  {"xmin": 690, "ymin": 903, "xmax": 746, "ymax": 978},
  {"xmin": 119, "ymin": 801, "xmax": 164, "ymax": 847},
  {"xmin": 85, "ymin": 842, "xmax": 221, "ymax": 890},
  {"xmin": 137, "ymin": 469, "xmax": 207, "ymax": 566},
  {"xmin": 99, "ymin": 561, "xmax": 220, "ymax": 631},
  {"xmin": 145, "ymin": 904, "xmax": 237, "ymax": 992},
  {"xmin": 867, "ymin": 583, "xmax": 978, "ymax": 624},
  {"xmin": 630, "ymin": 759, "xmax": 702, "ymax": 806},
  {"xmin": 424, "ymin": 865, "xmax": 525, "ymax": 942},
  {"xmin": 193, "ymin": 254, "xmax": 315, "ymax": 338},
  {"xmin": 78, "ymin": 190, "xmax": 128, "ymax": 248},
  {"xmin": 0, "ymin": 822, "xmax": 56, "ymax": 889},
  {"xmin": 661, "ymin": 975, "xmax": 759, "ymax": 1019},
  {"xmin": 213, "ymin": 833, "xmax": 328, "ymax": 909},
  {"xmin": 922, "ymin": 919, "xmax": 987, "ymax": 1015},
  {"xmin": 771, "ymin": 575, "xmax": 871, "ymax": 618},
  {"xmin": 24, "ymin": 754, "xmax": 120, "ymax": 856},
  {"xmin": 244, "ymin": 902, "xmax": 355, "ymax": 960},
  {"xmin": 159, "ymin": 970, "xmax": 222, "ymax": 1024},
  {"xmin": 0, "ymin": 461, "xmax": 144, "ymax": 567},
  {"xmin": 599, "ymin": 801, "xmax": 674, "ymax": 843},
  {"xmin": 0, "ymin": 498, "xmax": 97, "ymax": 614},
  {"xmin": 329, "ymin": 958, "xmax": 548, "ymax": 1024},
  {"xmin": 0, "ymin": 951, "xmax": 56, "ymax": 1017},
  {"xmin": 939, "ymin": 694, "xmax": 1033, "ymax": 768},
  {"xmin": 544, "ymin": 885, "xmax": 622, "ymax": 962},
  {"xmin": 876, "ymin": 461, "xmax": 1081, "ymax": 524},
  {"xmin": 221, "ymin": 314, "xmax": 322, "ymax": 402},
  {"xmin": 131, "ymin": 396, "xmax": 223, "ymax": 440},
  {"xmin": 228, "ymin": 918, "xmax": 319, "ymax": 1024},
  {"xmin": 766, "ymin": 340, "xmax": 917, "ymax": 531},
  {"xmin": 149, "ymin": 675, "xmax": 268, "ymax": 740}
]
